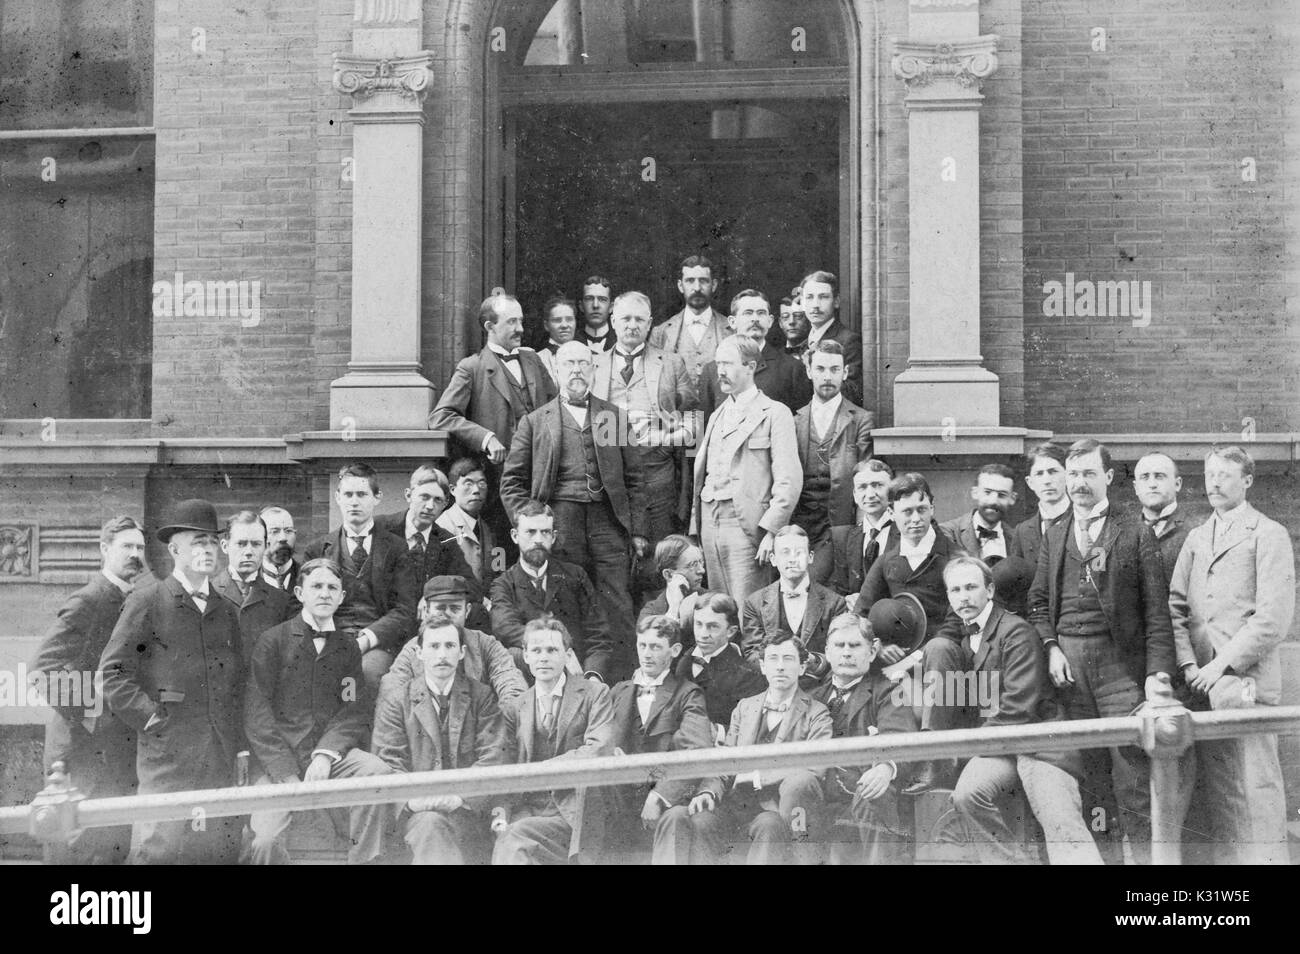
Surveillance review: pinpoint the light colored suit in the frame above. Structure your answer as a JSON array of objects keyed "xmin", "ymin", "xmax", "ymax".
[
  {"xmin": 1168, "ymin": 502, "xmax": 1295, "ymax": 864},
  {"xmin": 649, "ymin": 307, "xmax": 730, "ymax": 387},
  {"xmin": 591, "ymin": 344, "xmax": 697, "ymax": 444}
]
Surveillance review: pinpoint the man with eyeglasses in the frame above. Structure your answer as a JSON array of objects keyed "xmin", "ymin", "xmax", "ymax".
[{"xmin": 437, "ymin": 456, "xmax": 500, "ymax": 589}]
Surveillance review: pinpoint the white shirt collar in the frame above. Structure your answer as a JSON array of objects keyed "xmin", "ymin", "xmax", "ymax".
[
  {"xmin": 537, "ymin": 673, "xmax": 566, "ymax": 702},
  {"xmin": 692, "ymin": 643, "xmax": 730, "ymax": 663},
  {"xmin": 972, "ymin": 512, "xmax": 1005, "ymax": 534},
  {"xmin": 300, "ymin": 609, "xmax": 336, "ymax": 632},
  {"xmin": 685, "ymin": 306, "xmax": 714, "ymax": 324},
  {"xmin": 425, "ymin": 671, "xmax": 456, "ymax": 699},
  {"xmin": 102, "ymin": 567, "xmax": 134, "ymax": 594},
  {"xmin": 343, "ymin": 520, "xmax": 374, "ymax": 539},
  {"xmin": 487, "ymin": 342, "xmax": 520, "ymax": 358},
  {"xmin": 632, "ymin": 668, "xmax": 669, "ymax": 689},
  {"xmin": 263, "ymin": 556, "xmax": 292, "ymax": 576},
  {"xmin": 970, "ymin": 600, "xmax": 995, "ymax": 633},
  {"xmin": 830, "ymin": 673, "xmax": 865, "ymax": 691},
  {"xmin": 1039, "ymin": 498, "xmax": 1071, "ymax": 522},
  {"xmin": 727, "ymin": 386, "xmax": 760, "ymax": 411},
  {"xmin": 1215, "ymin": 500, "xmax": 1249, "ymax": 525},
  {"xmin": 864, "ymin": 510, "xmax": 892, "ymax": 532},
  {"xmin": 805, "ymin": 319, "xmax": 834, "ymax": 345},
  {"xmin": 404, "ymin": 513, "xmax": 431, "ymax": 544},
  {"xmin": 781, "ymin": 576, "xmax": 811, "ymax": 598},
  {"xmin": 1145, "ymin": 501, "xmax": 1178, "ymax": 522},
  {"xmin": 811, "ymin": 392, "xmax": 842, "ymax": 417},
  {"xmin": 898, "ymin": 526, "xmax": 937, "ymax": 562},
  {"xmin": 1076, "ymin": 499, "xmax": 1109, "ymax": 522},
  {"xmin": 171, "ymin": 566, "xmax": 211, "ymax": 598},
  {"xmin": 521, "ymin": 560, "xmax": 548, "ymax": 581}
]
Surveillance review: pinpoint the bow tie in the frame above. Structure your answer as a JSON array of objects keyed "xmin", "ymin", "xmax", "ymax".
[
  {"xmin": 497, "ymin": 351, "xmax": 521, "ymax": 364},
  {"xmin": 545, "ymin": 342, "xmax": 560, "ymax": 354},
  {"xmin": 783, "ymin": 590, "xmax": 805, "ymax": 599},
  {"xmin": 636, "ymin": 684, "xmax": 658, "ymax": 698},
  {"xmin": 566, "ymin": 396, "xmax": 589, "ymax": 408},
  {"xmin": 965, "ymin": 621, "xmax": 982, "ymax": 637},
  {"xmin": 976, "ymin": 525, "xmax": 999, "ymax": 540},
  {"xmin": 763, "ymin": 701, "xmax": 791, "ymax": 714},
  {"xmin": 305, "ymin": 627, "xmax": 327, "ymax": 641}
]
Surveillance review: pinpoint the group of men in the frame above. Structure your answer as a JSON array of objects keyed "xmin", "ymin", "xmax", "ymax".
[{"xmin": 30, "ymin": 256, "xmax": 1295, "ymax": 865}]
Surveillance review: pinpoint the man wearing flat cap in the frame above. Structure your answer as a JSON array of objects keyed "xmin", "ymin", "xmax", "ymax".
[{"xmin": 99, "ymin": 498, "xmax": 247, "ymax": 864}]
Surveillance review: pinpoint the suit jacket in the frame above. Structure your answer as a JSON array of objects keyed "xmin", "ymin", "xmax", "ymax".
[
  {"xmin": 303, "ymin": 527, "xmax": 419, "ymax": 652},
  {"xmin": 382, "ymin": 627, "xmax": 527, "ymax": 711},
  {"xmin": 673, "ymin": 643, "xmax": 767, "ymax": 729},
  {"xmin": 499, "ymin": 394, "xmax": 647, "ymax": 539},
  {"xmin": 495, "ymin": 676, "xmax": 615, "ymax": 857},
  {"xmin": 811, "ymin": 671, "xmax": 916, "ymax": 801},
  {"xmin": 489, "ymin": 560, "xmax": 613, "ymax": 681},
  {"xmin": 1026, "ymin": 506, "xmax": 1176, "ymax": 685},
  {"xmin": 1168, "ymin": 504, "xmax": 1295, "ymax": 706},
  {"xmin": 698, "ymin": 343, "xmax": 813, "ymax": 425},
  {"xmin": 212, "ymin": 568, "xmax": 293, "ymax": 665},
  {"xmin": 373, "ymin": 510, "xmax": 479, "ymax": 591},
  {"xmin": 648, "ymin": 307, "xmax": 730, "ymax": 386},
  {"xmin": 591, "ymin": 344, "xmax": 698, "ymax": 444},
  {"xmin": 740, "ymin": 579, "xmax": 845, "ymax": 671},
  {"xmin": 689, "ymin": 389, "xmax": 802, "ymax": 541},
  {"xmin": 608, "ymin": 671, "xmax": 716, "ymax": 808},
  {"xmin": 577, "ymin": 323, "xmax": 617, "ymax": 352},
  {"xmin": 806, "ymin": 318, "xmax": 864, "ymax": 406},
  {"xmin": 428, "ymin": 346, "xmax": 557, "ymax": 457},
  {"xmin": 243, "ymin": 616, "xmax": 370, "ymax": 783},
  {"xmin": 371, "ymin": 667, "xmax": 506, "ymax": 812},
  {"xmin": 793, "ymin": 397, "xmax": 874, "ymax": 528},
  {"xmin": 939, "ymin": 513, "xmax": 1023, "ymax": 614},
  {"xmin": 261, "ymin": 558, "xmax": 301, "ymax": 594},
  {"xmin": 436, "ymin": 504, "xmax": 499, "ymax": 588},
  {"xmin": 720, "ymin": 689, "xmax": 833, "ymax": 793},
  {"xmin": 828, "ymin": 521, "xmax": 894, "ymax": 597},
  {"xmin": 1149, "ymin": 506, "xmax": 1193, "ymax": 587},
  {"xmin": 857, "ymin": 527, "xmax": 967, "ymax": 640},
  {"xmin": 1010, "ymin": 508, "xmax": 1072, "ymax": 576}
]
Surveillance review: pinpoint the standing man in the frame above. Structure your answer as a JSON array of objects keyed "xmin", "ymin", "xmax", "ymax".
[
  {"xmin": 259, "ymin": 505, "xmax": 301, "ymax": 593},
  {"xmin": 304, "ymin": 462, "xmax": 420, "ymax": 696},
  {"xmin": 833, "ymin": 459, "xmax": 895, "ymax": 606},
  {"xmin": 437, "ymin": 456, "xmax": 499, "ymax": 590},
  {"xmin": 778, "ymin": 293, "xmax": 811, "ymax": 359},
  {"xmin": 576, "ymin": 275, "xmax": 617, "ymax": 353},
  {"xmin": 593, "ymin": 290, "xmax": 697, "ymax": 591},
  {"xmin": 690, "ymin": 334, "xmax": 802, "ymax": 604},
  {"xmin": 429, "ymin": 292, "xmax": 558, "ymax": 547},
  {"xmin": 536, "ymin": 295, "xmax": 578, "ymax": 386},
  {"xmin": 501, "ymin": 340, "xmax": 648, "ymax": 677},
  {"xmin": 32, "ymin": 515, "xmax": 146, "ymax": 864},
  {"xmin": 1011, "ymin": 442, "xmax": 1071, "ymax": 571},
  {"xmin": 1133, "ymin": 451, "xmax": 1192, "ymax": 584},
  {"xmin": 697, "ymin": 289, "xmax": 812, "ymax": 425},
  {"xmin": 213, "ymin": 510, "xmax": 293, "ymax": 665},
  {"xmin": 99, "ymin": 499, "xmax": 245, "ymax": 864},
  {"xmin": 1169, "ymin": 445, "xmax": 1295, "ymax": 865},
  {"xmin": 1025, "ymin": 438, "xmax": 1175, "ymax": 863},
  {"xmin": 798, "ymin": 270, "xmax": 863, "ymax": 406},
  {"xmin": 649, "ymin": 254, "xmax": 729, "ymax": 394},
  {"xmin": 939, "ymin": 464, "xmax": 1018, "ymax": 566},
  {"xmin": 792, "ymin": 340, "xmax": 874, "ymax": 584},
  {"xmin": 374, "ymin": 463, "xmax": 479, "ymax": 599}
]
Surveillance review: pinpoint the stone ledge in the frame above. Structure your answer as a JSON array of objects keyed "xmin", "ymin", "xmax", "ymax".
[
  {"xmin": 871, "ymin": 426, "xmax": 1053, "ymax": 457},
  {"xmin": 285, "ymin": 430, "xmax": 449, "ymax": 461}
]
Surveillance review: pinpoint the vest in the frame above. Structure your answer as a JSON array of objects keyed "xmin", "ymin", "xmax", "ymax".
[
  {"xmin": 531, "ymin": 714, "xmax": 558, "ymax": 762},
  {"xmin": 433, "ymin": 699, "xmax": 453, "ymax": 769},
  {"xmin": 794, "ymin": 420, "xmax": 833, "ymax": 531},
  {"xmin": 1057, "ymin": 532, "xmax": 1109, "ymax": 637},
  {"xmin": 553, "ymin": 407, "xmax": 606, "ymax": 502},
  {"xmin": 505, "ymin": 365, "xmax": 535, "ymax": 420},
  {"xmin": 755, "ymin": 711, "xmax": 783, "ymax": 745},
  {"xmin": 700, "ymin": 406, "xmax": 751, "ymax": 502},
  {"xmin": 334, "ymin": 542, "xmax": 380, "ymax": 632},
  {"xmin": 776, "ymin": 593, "xmax": 798, "ymax": 640}
]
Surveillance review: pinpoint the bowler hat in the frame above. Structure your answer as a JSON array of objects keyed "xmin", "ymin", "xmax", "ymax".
[
  {"xmin": 422, "ymin": 575, "xmax": 470, "ymax": 601},
  {"xmin": 990, "ymin": 555, "xmax": 1035, "ymax": 607},
  {"xmin": 865, "ymin": 592, "xmax": 927, "ymax": 652},
  {"xmin": 157, "ymin": 499, "xmax": 222, "ymax": 543}
]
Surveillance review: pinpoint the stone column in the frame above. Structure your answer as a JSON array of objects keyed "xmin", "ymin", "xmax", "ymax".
[
  {"xmin": 329, "ymin": 1, "xmax": 434, "ymax": 430},
  {"xmin": 889, "ymin": 1, "xmax": 1000, "ymax": 427}
]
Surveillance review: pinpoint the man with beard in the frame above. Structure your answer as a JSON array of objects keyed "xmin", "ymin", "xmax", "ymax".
[
  {"xmin": 696, "ymin": 289, "xmax": 812, "ymax": 426},
  {"xmin": 649, "ymin": 255, "xmax": 730, "ymax": 394},
  {"xmin": 501, "ymin": 340, "xmax": 648, "ymax": 678},
  {"xmin": 778, "ymin": 293, "xmax": 811, "ymax": 359},
  {"xmin": 537, "ymin": 295, "xmax": 577, "ymax": 386},
  {"xmin": 1025, "ymin": 438, "xmax": 1175, "ymax": 863},
  {"xmin": 1011, "ymin": 442, "xmax": 1071, "ymax": 571},
  {"xmin": 259, "ymin": 506, "xmax": 301, "ymax": 593},
  {"xmin": 100, "ymin": 499, "xmax": 245, "ymax": 863},
  {"xmin": 32, "ymin": 515, "xmax": 146, "ymax": 863},
  {"xmin": 213, "ymin": 510, "xmax": 293, "ymax": 665},
  {"xmin": 1133, "ymin": 452, "xmax": 1192, "ymax": 585},
  {"xmin": 489, "ymin": 501, "xmax": 614, "ymax": 682},
  {"xmin": 576, "ymin": 275, "xmax": 617, "ymax": 354},
  {"xmin": 437, "ymin": 456, "xmax": 500, "ymax": 589},
  {"xmin": 792, "ymin": 340, "xmax": 874, "ymax": 586},
  {"xmin": 798, "ymin": 271, "xmax": 863, "ymax": 406}
]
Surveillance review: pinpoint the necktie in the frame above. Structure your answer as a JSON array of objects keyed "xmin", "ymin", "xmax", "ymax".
[
  {"xmin": 763, "ymin": 701, "xmax": 790, "ymax": 715},
  {"xmin": 827, "ymin": 685, "xmax": 851, "ymax": 718},
  {"xmin": 349, "ymin": 535, "xmax": 368, "ymax": 572},
  {"xmin": 409, "ymin": 533, "xmax": 425, "ymax": 560},
  {"xmin": 637, "ymin": 684, "xmax": 657, "ymax": 698},
  {"xmin": 864, "ymin": 525, "xmax": 882, "ymax": 568},
  {"xmin": 190, "ymin": 589, "xmax": 207, "ymax": 613},
  {"xmin": 976, "ymin": 525, "xmax": 999, "ymax": 541},
  {"xmin": 541, "ymin": 696, "xmax": 557, "ymax": 735},
  {"xmin": 966, "ymin": 620, "xmax": 982, "ymax": 638},
  {"xmin": 532, "ymin": 574, "xmax": 545, "ymax": 598},
  {"xmin": 235, "ymin": 577, "xmax": 251, "ymax": 600},
  {"xmin": 619, "ymin": 351, "xmax": 638, "ymax": 384},
  {"xmin": 1076, "ymin": 516, "xmax": 1096, "ymax": 556},
  {"xmin": 435, "ymin": 693, "xmax": 451, "ymax": 719},
  {"xmin": 545, "ymin": 342, "xmax": 560, "ymax": 354}
]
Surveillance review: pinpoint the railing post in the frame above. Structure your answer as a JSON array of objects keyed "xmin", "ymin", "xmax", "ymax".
[
  {"xmin": 27, "ymin": 761, "xmax": 84, "ymax": 846},
  {"xmin": 1139, "ymin": 675, "xmax": 1192, "ymax": 865}
]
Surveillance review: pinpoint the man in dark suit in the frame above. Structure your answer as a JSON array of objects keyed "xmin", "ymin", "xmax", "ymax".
[
  {"xmin": 741, "ymin": 526, "xmax": 845, "ymax": 680},
  {"xmin": 428, "ymin": 292, "xmax": 558, "ymax": 547},
  {"xmin": 673, "ymin": 592, "xmax": 767, "ymax": 740},
  {"xmin": 812, "ymin": 614, "xmax": 917, "ymax": 865},
  {"xmin": 576, "ymin": 275, "xmax": 617, "ymax": 353},
  {"xmin": 243, "ymin": 557, "xmax": 391, "ymax": 865},
  {"xmin": 697, "ymin": 289, "xmax": 812, "ymax": 425},
  {"xmin": 939, "ymin": 463, "xmax": 1021, "ymax": 611},
  {"xmin": 303, "ymin": 462, "xmax": 420, "ymax": 696},
  {"xmin": 1133, "ymin": 452, "xmax": 1192, "ymax": 585},
  {"xmin": 371, "ymin": 612, "xmax": 508, "ymax": 864},
  {"xmin": 1025, "ymin": 438, "xmax": 1175, "ymax": 864},
  {"xmin": 793, "ymin": 340, "xmax": 874, "ymax": 585},
  {"xmin": 778, "ymin": 293, "xmax": 810, "ymax": 359},
  {"xmin": 605, "ymin": 615, "xmax": 719, "ymax": 864},
  {"xmin": 693, "ymin": 631, "xmax": 833, "ymax": 864},
  {"xmin": 832, "ymin": 458, "xmax": 895, "ymax": 605},
  {"xmin": 99, "ymin": 499, "xmax": 245, "ymax": 864},
  {"xmin": 797, "ymin": 270, "xmax": 863, "ymax": 406},
  {"xmin": 501, "ymin": 341, "xmax": 647, "ymax": 677},
  {"xmin": 31, "ymin": 515, "xmax": 146, "ymax": 864},
  {"xmin": 1010, "ymin": 441, "xmax": 1070, "ymax": 572},
  {"xmin": 637, "ymin": 534, "xmax": 706, "ymax": 627},
  {"xmin": 214, "ymin": 510, "xmax": 293, "ymax": 665},
  {"xmin": 489, "ymin": 501, "xmax": 614, "ymax": 682},
  {"xmin": 491, "ymin": 617, "xmax": 615, "ymax": 864},
  {"xmin": 259, "ymin": 505, "xmax": 302, "ymax": 594},
  {"xmin": 940, "ymin": 556, "xmax": 1102, "ymax": 864},
  {"xmin": 649, "ymin": 254, "xmax": 729, "ymax": 395}
]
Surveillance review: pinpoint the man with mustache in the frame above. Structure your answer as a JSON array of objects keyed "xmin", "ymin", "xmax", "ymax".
[
  {"xmin": 501, "ymin": 340, "xmax": 648, "ymax": 678},
  {"xmin": 537, "ymin": 295, "xmax": 577, "ymax": 386},
  {"xmin": 259, "ymin": 506, "xmax": 301, "ymax": 593},
  {"xmin": 798, "ymin": 271, "xmax": 863, "ymax": 406},
  {"xmin": 939, "ymin": 464, "xmax": 1020, "ymax": 612},
  {"xmin": 213, "ymin": 510, "xmax": 294, "ymax": 666},
  {"xmin": 32, "ymin": 515, "xmax": 147, "ymax": 863},
  {"xmin": 649, "ymin": 255, "xmax": 730, "ymax": 394},
  {"xmin": 576, "ymin": 275, "xmax": 617, "ymax": 354}
]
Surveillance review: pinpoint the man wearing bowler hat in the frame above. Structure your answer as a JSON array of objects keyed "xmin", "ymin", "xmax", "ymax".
[{"xmin": 100, "ymin": 498, "xmax": 247, "ymax": 864}]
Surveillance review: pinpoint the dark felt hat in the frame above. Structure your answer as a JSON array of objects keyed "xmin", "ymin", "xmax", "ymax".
[
  {"xmin": 991, "ymin": 555, "xmax": 1035, "ymax": 607},
  {"xmin": 865, "ymin": 592, "xmax": 927, "ymax": 652},
  {"xmin": 157, "ymin": 498, "xmax": 222, "ymax": 543},
  {"xmin": 422, "ymin": 575, "xmax": 470, "ymax": 601}
]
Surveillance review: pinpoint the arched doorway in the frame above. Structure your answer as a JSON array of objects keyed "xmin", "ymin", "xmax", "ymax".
[{"xmin": 484, "ymin": 0, "xmax": 864, "ymax": 339}]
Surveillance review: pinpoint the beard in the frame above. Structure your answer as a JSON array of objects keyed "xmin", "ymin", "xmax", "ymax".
[
  {"xmin": 269, "ymin": 542, "xmax": 294, "ymax": 565},
  {"xmin": 522, "ymin": 545, "xmax": 550, "ymax": 568}
]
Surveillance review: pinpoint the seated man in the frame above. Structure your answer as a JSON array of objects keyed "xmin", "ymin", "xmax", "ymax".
[
  {"xmin": 811, "ymin": 613, "xmax": 918, "ymax": 865},
  {"xmin": 491, "ymin": 617, "xmax": 615, "ymax": 864},
  {"xmin": 672, "ymin": 592, "xmax": 767, "ymax": 742},
  {"xmin": 695, "ymin": 631, "xmax": 833, "ymax": 865},
  {"xmin": 382, "ymin": 575, "xmax": 527, "ymax": 711},
  {"xmin": 489, "ymin": 500, "xmax": 613, "ymax": 681},
  {"xmin": 638, "ymin": 534, "xmax": 706, "ymax": 627},
  {"xmin": 740, "ymin": 525, "xmax": 844, "ymax": 679},
  {"xmin": 606, "ymin": 615, "xmax": 719, "ymax": 864},
  {"xmin": 371, "ymin": 612, "xmax": 507, "ymax": 864},
  {"xmin": 936, "ymin": 556, "xmax": 1102, "ymax": 864},
  {"xmin": 242, "ymin": 558, "xmax": 392, "ymax": 865}
]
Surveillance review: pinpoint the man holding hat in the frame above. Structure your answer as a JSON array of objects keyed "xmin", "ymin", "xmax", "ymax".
[{"xmin": 100, "ymin": 498, "xmax": 246, "ymax": 864}]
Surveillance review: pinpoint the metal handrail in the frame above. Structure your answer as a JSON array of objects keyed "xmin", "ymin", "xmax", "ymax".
[{"xmin": 3, "ymin": 705, "xmax": 1298, "ymax": 843}]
